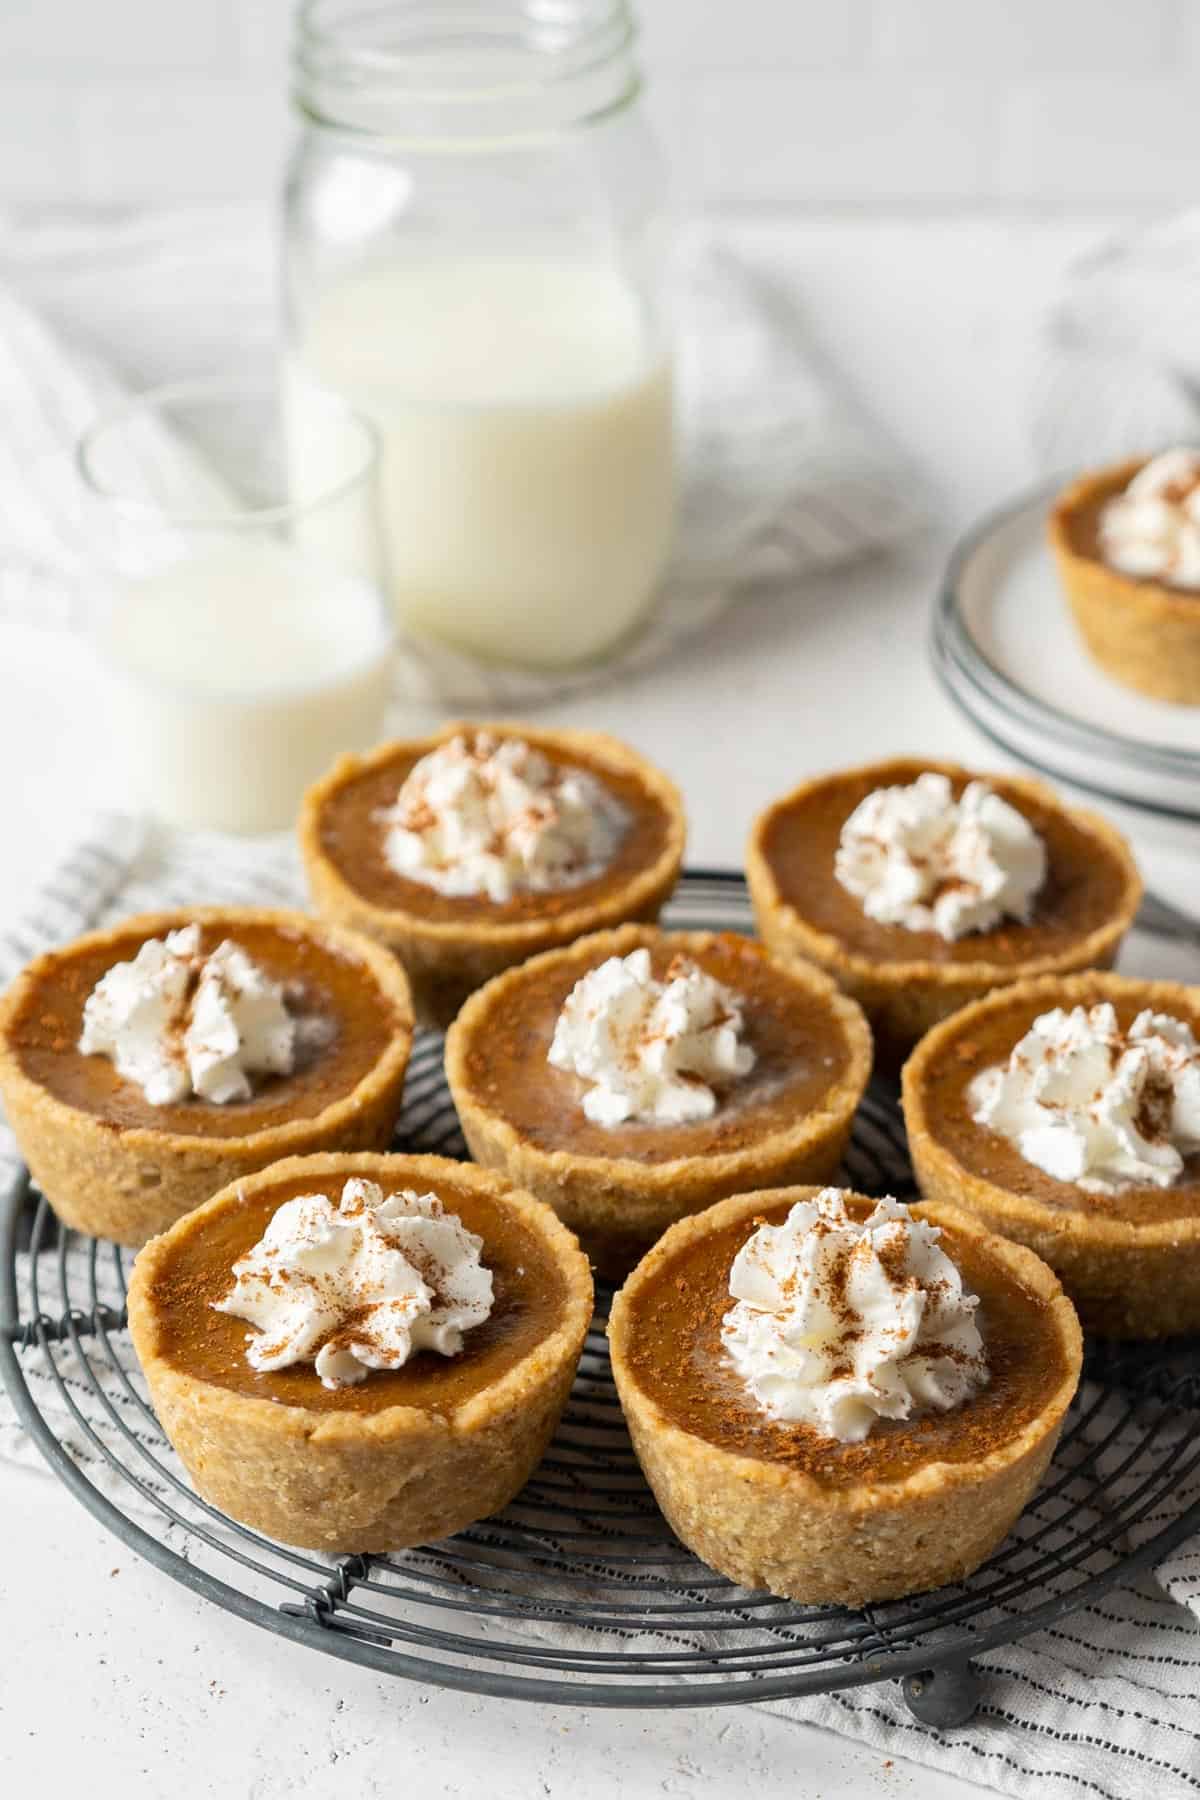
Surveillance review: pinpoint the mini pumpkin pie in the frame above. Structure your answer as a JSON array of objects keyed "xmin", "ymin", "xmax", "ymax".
[
  {"xmin": 444, "ymin": 923, "xmax": 872, "ymax": 1278},
  {"xmin": 128, "ymin": 1152, "xmax": 592, "ymax": 1551},
  {"xmin": 1049, "ymin": 450, "xmax": 1200, "ymax": 704},
  {"xmin": 0, "ymin": 908, "xmax": 413, "ymax": 1246},
  {"xmin": 609, "ymin": 1186, "xmax": 1081, "ymax": 1605},
  {"xmin": 904, "ymin": 970, "xmax": 1200, "ymax": 1339},
  {"xmin": 299, "ymin": 722, "xmax": 686, "ymax": 1028},
  {"xmin": 746, "ymin": 757, "xmax": 1141, "ymax": 1066}
]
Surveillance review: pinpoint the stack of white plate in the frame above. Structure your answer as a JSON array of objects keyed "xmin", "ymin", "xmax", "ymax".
[{"xmin": 932, "ymin": 480, "xmax": 1200, "ymax": 841}]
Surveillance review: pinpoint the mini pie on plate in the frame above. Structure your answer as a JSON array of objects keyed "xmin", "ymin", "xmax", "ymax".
[
  {"xmin": 609, "ymin": 1186, "xmax": 1082, "ymax": 1605},
  {"xmin": 1049, "ymin": 455, "xmax": 1200, "ymax": 705},
  {"xmin": 903, "ymin": 970, "xmax": 1200, "ymax": 1339},
  {"xmin": 444, "ymin": 923, "xmax": 872, "ymax": 1278},
  {"xmin": 0, "ymin": 907, "xmax": 414, "ymax": 1245},
  {"xmin": 746, "ymin": 756, "xmax": 1141, "ymax": 1065},
  {"xmin": 127, "ymin": 1152, "xmax": 593, "ymax": 1551},
  {"xmin": 299, "ymin": 721, "xmax": 686, "ymax": 1028}
]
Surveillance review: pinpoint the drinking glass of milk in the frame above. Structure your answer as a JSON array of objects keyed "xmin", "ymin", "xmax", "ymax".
[
  {"xmin": 284, "ymin": 0, "xmax": 675, "ymax": 669},
  {"xmin": 77, "ymin": 376, "xmax": 393, "ymax": 834}
]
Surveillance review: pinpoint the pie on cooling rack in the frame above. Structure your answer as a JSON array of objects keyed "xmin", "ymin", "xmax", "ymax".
[
  {"xmin": 1049, "ymin": 451, "xmax": 1200, "ymax": 705},
  {"xmin": 0, "ymin": 908, "xmax": 413, "ymax": 1246},
  {"xmin": 903, "ymin": 970, "xmax": 1200, "ymax": 1339},
  {"xmin": 127, "ymin": 1151, "xmax": 592, "ymax": 1551},
  {"xmin": 444, "ymin": 923, "xmax": 872, "ymax": 1277},
  {"xmin": 298, "ymin": 722, "xmax": 687, "ymax": 1028},
  {"xmin": 745, "ymin": 757, "xmax": 1141, "ymax": 1066},
  {"xmin": 609, "ymin": 1185, "xmax": 1082, "ymax": 1606}
]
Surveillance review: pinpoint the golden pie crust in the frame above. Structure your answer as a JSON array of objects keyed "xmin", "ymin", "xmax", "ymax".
[
  {"xmin": 0, "ymin": 908, "xmax": 414, "ymax": 1247},
  {"xmin": 127, "ymin": 1152, "xmax": 593, "ymax": 1552},
  {"xmin": 903, "ymin": 971, "xmax": 1200, "ymax": 1339},
  {"xmin": 609, "ymin": 1186, "xmax": 1082, "ymax": 1606},
  {"xmin": 444, "ymin": 924, "xmax": 873, "ymax": 1278},
  {"xmin": 1049, "ymin": 459, "xmax": 1200, "ymax": 705},
  {"xmin": 298, "ymin": 721, "xmax": 686, "ymax": 1028},
  {"xmin": 746, "ymin": 757, "xmax": 1142, "ymax": 1066}
]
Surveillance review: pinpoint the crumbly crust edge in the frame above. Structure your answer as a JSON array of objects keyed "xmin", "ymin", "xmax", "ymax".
[
  {"xmin": 127, "ymin": 1150, "xmax": 594, "ymax": 1447},
  {"xmin": 608, "ymin": 1182, "xmax": 1083, "ymax": 1513},
  {"xmin": 1047, "ymin": 458, "xmax": 1200, "ymax": 623},
  {"xmin": 297, "ymin": 721, "xmax": 688, "ymax": 951},
  {"xmin": 744, "ymin": 755, "xmax": 1143, "ymax": 995},
  {"xmin": 901, "ymin": 969, "xmax": 1200, "ymax": 1254},
  {"xmin": 443, "ymin": 924, "xmax": 874, "ymax": 1199},
  {"xmin": 0, "ymin": 905, "xmax": 415, "ymax": 1161}
]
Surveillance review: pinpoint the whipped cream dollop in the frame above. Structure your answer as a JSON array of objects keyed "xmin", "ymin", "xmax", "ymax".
[
  {"xmin": 378, "ymin": 732, "xmax": 628, "ymax": 903},
  {"xmin": 1100, "ymin": 448, "xmax": 1200, "ymax": 590},
  {"xmin": 721, "ymin": 1189, "xmax": 988, "ymax": 1444},
  {"xmin": 78, "ymin": 925, "xmax": 301, "ymax": 1105},
  {"xmin": 968, "ymin": 1002, "xmax": 1200, "ymax": 1193},
  {"xmin": 214, "ymin": 1178, "xmax": 494, "ymax": 1388},
  {"xmin": 835, "ymin": 771, "xmax": 1047, "ymax": 943},
  {"xmin": 547, "ymin": 947, "xmax": 755, "ymax": 1127}
]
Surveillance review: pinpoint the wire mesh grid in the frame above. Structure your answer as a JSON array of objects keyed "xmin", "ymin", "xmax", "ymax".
[{"xmin": 3, "ymin": 870, "xmax": 1200, "ymax": 1718}]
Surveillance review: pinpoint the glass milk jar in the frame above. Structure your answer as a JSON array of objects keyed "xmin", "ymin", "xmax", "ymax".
[{"xmin": 284, "ymin": 0, "xmax": 675, "ymax": 669}]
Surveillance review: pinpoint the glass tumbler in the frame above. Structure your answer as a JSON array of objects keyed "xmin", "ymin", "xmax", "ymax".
[{"xmin": 77, "ymin": 376, "xmax": 393, "ymax": 835}]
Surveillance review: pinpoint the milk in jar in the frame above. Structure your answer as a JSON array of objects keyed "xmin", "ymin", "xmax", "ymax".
[{"xmin": 287, "ymin": 255, "xmax": 674, "ymax": 670}]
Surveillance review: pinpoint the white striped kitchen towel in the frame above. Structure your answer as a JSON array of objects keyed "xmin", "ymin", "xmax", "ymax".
[{"xmin": 0, "ymin": 206, "xmax": 924, "ymax": 708}]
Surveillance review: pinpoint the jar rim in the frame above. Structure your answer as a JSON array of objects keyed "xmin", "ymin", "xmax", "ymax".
[{"xmin": 292, "ymin": 0, "xmax": 640, "ymax": 139}]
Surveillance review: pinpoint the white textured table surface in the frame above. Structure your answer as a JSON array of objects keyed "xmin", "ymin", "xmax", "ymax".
[{"xmin": 0, "ymin": 213, "xmax": 1185, "ymax": 1800}]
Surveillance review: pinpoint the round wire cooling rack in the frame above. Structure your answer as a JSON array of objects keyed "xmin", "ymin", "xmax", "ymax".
[{"xmin": 3, "ymin": 868, "xmax": 1200, "ymax": 1726}]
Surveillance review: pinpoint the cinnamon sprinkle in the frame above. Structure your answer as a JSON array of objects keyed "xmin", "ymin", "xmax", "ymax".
[{"xmin": 626, "ymin": 1203, "xmax": 1060, "ymax": 1485}]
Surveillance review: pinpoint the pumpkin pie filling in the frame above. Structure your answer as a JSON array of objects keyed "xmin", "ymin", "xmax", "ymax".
[
  {"xmin": 127, "ymin": 1152, "xmax": 592, "ymax": 1550},
  {"xmin": 620, "ymin": 1195, "xmax": 1069, "ymax": 1488},
  {"xmin": 8, "ymin": 919, "xmax": 401, "ymax": 1138},
  {"xmin": 913, "ymin": 988, "xmax": 1200, "ymax": 1230},
  {"xmin": 1054, "ymin": 465, "xmax": 1141, "ymax": 572},
  {"xmin": 147, "ymin": 1170, "xmax": 569, "ymax": 1416},
  {"xmin": 1048, "ymin": 456, "xmax": 1200, "ymax": 705},
  {"xmin": 301, "ymin": 726, "xmax": 687, "ymax": 1031},
  {"xmin": 609, "ymin": 1186, "xmax": 1081, "ymax": 1603},
  {"xmin": 904, "ymin": 972, "xmax": 1200, "ymax": 1339},
  {"xmin": 456, "ymin": 933, "xmax": 856, "ymax": 1165},
  {"xmin": 758, "ymin": 761, "xmax": 1130, "ymax": 969},
  {"xmin": 315, "ymin": 741, "xmax": 674, "ymax": 925},
  {"xmin": 0, "ymin": 909, "xmax": 415, "ymax": 1248},
  {"xmin": 446, "ymin": 924, "xmax": 872, "ymax": 1279}
]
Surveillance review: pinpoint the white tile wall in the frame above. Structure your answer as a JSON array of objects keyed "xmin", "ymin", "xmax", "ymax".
[
  {"xmin": 693, "ymin": 74, "xmax": 999, "ymax": 208},
  {"xmin": 0, "ymin": 0, "xmax": 1194, "ymax": 211},
  {"xmin": 868, "ymin": 1, "xmax": 1175, "ymax": 75}
]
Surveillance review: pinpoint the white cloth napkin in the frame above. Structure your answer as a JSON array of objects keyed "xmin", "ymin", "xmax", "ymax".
[
  {"xmin": 0, "ymin": 206, "xmax": 923, "ymax": 706},
  {"xmin": 1034, "ymin": 209, "xmax": 1200, "ymax": 474},
  {"xmin": 3, "ymin": 820, "xmax": 1200, "ymax": 1800}
]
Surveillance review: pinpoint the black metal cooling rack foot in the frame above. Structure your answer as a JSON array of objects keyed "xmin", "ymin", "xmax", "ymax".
[
  {"xmin": 279, "ymin": 1555, "xmax": 399, "ymax": 1649},
  {"xmin": 283, "ymin": 1553, "xmax": 372, "ymax": 1624},
  {"xmin": 901, "ymin": 1660, "xmax": 982, "ymax": 1728},
  {"xmin": 3, "ymin": 1302, "xmax": 128, "ymax": 1349}
]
